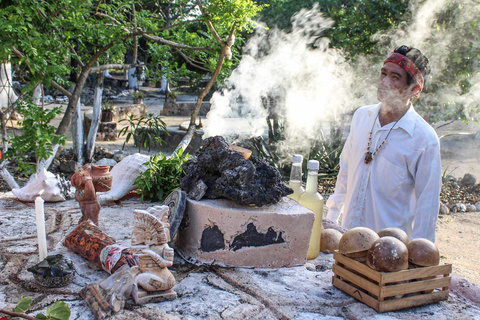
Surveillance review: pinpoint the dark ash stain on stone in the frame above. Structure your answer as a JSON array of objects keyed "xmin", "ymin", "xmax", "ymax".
[
  {"xmin": 230, "ymin": 223, "xmax": 285, "ymax": 251},
  {"xmin": 200, "ymin": 225, "xmax": 225, "ymax": 252}
]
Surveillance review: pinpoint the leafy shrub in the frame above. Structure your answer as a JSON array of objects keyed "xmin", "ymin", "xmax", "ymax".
[
  {"xmin": 118, "ymin": 113, "xmax": 168, "ymax": 153},
  {"xmin": 134, "ymin": 149, "xmax": 191, "ymax": 202},
  {"xmin": 5, "ymin": 101, "xmax": 67, "ymax": 176}
]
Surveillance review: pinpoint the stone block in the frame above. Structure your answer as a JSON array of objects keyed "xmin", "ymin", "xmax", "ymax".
[
  {"xmin": 161, "ymin": 101, "xmax": 211, "ymax": 116},
  {"xmin": 175, "ymin": 197, "xmax": 314, "ymax": 268}
]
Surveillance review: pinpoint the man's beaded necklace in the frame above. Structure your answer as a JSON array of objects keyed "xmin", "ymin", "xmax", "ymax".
[{"xmin": 364, "ymin": 114, "xmax": 399, "ymax": 164}]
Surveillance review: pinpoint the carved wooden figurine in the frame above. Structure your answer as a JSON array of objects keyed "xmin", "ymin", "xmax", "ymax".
[
  {"xmin": 71, "ymin": 164, "xmax": 112, "ymax": 225},
  {"xmin": 130, "ymin": 206, "xmax": 177, "ymax": 304}
]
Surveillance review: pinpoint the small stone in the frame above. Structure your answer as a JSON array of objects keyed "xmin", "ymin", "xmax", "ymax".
[
  {"xmin": 439, "ymin": 204, "xmax": 450, "ymax": 215},
  {"xmin": 466, "ymin": 204, "xmax": 477, "ymax": 212},
  {"xmin": 95, "ymin": 158, "xmax": 117, "ymax": 167},
  {"xmin": 305, "ymin": 262, "xmax": 316, "ymax": 271},
  {"xmin": 443, "ymin": 175, "xmax": 457, "ymax": 184},
  {"xmin": 450, "ymin": 205, "xmax": 458, "ymax": 214},
  {"xmin": 475, "ymin": 202, "xmax": 480, "ymax": 211},
  {"xmin": 113, "ymin": 151, "xmax": 129, "ymax": 162},
  {"xmin": 58, "ymin": 160, "xmax": 77, "ymax": 174},
  {"xmin": 104, "ymin": 151, "xmax": 115, "ymax": 159},
  {"xmin": 456, "ymin": 203, "xmax": 466, "ymax": 212},
  {"xmin": 187, "ymin": 180, "xmax": 208, "ymax": 201},
  {"xmin": 460, "ymin": 173, "xmax": 477, "ymax": 187}
]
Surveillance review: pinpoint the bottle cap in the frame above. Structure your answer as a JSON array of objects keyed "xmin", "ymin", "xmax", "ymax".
[
  {"xmin": 292, "ymin": 154, "xmax": 303, "ymax": 164},
  {"xmin": 307, "ymin": 160, "xmax": 319, "ymax": 170}
]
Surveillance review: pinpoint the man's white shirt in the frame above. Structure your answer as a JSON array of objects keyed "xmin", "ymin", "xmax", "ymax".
[{"xmin": 326, "ymin": 103, "xmax": 441, "ymax": 241}]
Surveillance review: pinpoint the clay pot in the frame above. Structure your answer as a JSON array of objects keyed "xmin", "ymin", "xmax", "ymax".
[{"xmin": 91, "ymin": 165, "xmax": 113, "ymax": 192}]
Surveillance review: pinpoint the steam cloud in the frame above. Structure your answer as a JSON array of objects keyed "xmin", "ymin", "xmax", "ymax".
[{"xmin": 205, "ymin": 0, "xmax": 480, "ymax": 162}]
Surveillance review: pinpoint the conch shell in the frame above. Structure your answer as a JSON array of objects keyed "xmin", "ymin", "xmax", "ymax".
[
  {"xmin": 12, "ymin": 168, "xmax": 69, "ymax": 202},
  {"xmin": 98, "ymin": 153, "xmax": 150, "ymax": 203}
]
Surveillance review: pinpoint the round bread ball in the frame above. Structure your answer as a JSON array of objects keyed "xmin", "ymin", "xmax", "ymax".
[
  {"xmin": 407, "ymin": 238, "xmax": 440, "ymax": 267},
  {"xmin": 367, "ymin": 236, "xmax": 409, "ymax": 272},
  {"xmin": 339, "ymin": 227, "xmax": 379, "ymax": 258},
  {"xmin": 378, "ymin": 227, "xmax": 409, "ymax": 245},
  {"xmin": 320, "ymin": 228, "xmax": 342, "ymax": 253}
]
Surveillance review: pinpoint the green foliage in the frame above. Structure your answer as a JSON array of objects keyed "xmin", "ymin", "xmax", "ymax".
[
  {"xmin": 248, "ymin": 116, "xmax": 344, "ymax": 180},
  {"xmin": 255, "ymin": 0, "xmax": 410, "ymax": 58},
  {"xmin": 118, "ymin": 113, "xmax": 169, "ymax": 153},
  {"xmin": 132, "ymin": 91, "xmax": 145, "ymax": 100},
  {"xmin": 11, "ymin": 296, "xmax": 70, "ymax": 320},
  {"xmin": 5, "ymin": 102, "xmax": 67, "ymax": 176},
  {"xmin": 134, "ymin": 150, "xmax": 191, "ymax": 202},
  {"xmin": 14, "ymin": 296, "xmax": 32, "ymax": 313},
  {"xmin": 101, "ymin": 99, "xmax": 115, "ymax": 112},
  {"xmin": 307, "ymin": 125, "xmax": 344, "ymax": 178}
]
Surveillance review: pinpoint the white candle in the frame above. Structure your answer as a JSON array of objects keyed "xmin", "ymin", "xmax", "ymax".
[{"xmin": 35, "ymin": 194, "xmax": 47, "ymax": 261}]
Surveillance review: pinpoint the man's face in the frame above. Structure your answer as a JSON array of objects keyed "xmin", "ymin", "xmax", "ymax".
[{"xmin": 377, "ymin": 62, "xmax": 414, "ymax": 105}]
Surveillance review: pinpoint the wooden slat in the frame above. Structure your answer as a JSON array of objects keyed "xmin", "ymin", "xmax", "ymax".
[
  {"xmin": 381, "ymin": 264, "xmax": 452, "ymax": 284},
  {"xmin": 378, "ymin": 291, "xmax": 449, "ymax": 313},
  {"xmin": 334, "ymin": 251, "xmax": 381, "ymax": 282},
  {"xmin": 381, "ymin": 276, "xmax": 451, "ymax": 298},
  {"xmin": 332, "ymin": 264, "xmax": 380, "ymax": 297},
  {"xmin": 332, "ymin": 277, "xmax": 380, "ymax": 311}
]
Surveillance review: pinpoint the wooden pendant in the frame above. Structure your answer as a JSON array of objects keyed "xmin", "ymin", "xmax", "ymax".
[{"xmin": 364, "ymin": 152, "xmax": 373, "ymax": 164}]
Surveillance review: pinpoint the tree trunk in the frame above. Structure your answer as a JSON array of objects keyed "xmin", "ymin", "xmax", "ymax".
[
  {"xmin": 174, "ymin": 29, "xmax": 234, "ymax": 154},
  {"xmin": 86, "ymin": 72, "xmax": 104, "ymax": 162},
  {"xmin": 56, "ymin": 67, "xmax": 91, "ymax": 135},
  {"xmin": 0, "ymin": 163, "xmax": 19, "ymax": 189},
  {"xmin": 71, "ymin": 99, "xmax": 84, "ymax": 165},
  {"xmin": 0, "ymin": 60, "xmax": 18, "ymax": 110}
]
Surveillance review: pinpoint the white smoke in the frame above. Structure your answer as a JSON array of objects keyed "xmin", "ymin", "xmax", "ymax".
[
  {"xmin": 204, "ymin": 0, "xmax": 480, "ymax": 160},
  {"xmin": 204, "ymin": 5, "xmax": 361, "ymax": 156},
  {"xmin": 371, "ymin": 0, "xmax": 480, "ymax": 122}
]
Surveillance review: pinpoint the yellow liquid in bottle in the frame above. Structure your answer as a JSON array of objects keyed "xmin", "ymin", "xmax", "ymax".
[
  {"xmin": 288, "ymin": 180, "xmax": 305, "ymax": 201},
  {"xmin": 298, "ymin": 171, "xmax": 324, "ymax": 260}
]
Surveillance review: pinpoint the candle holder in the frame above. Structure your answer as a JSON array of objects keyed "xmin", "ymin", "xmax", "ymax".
[{"xmin": 27, "ymin": 254, "xmax": 75, "ymax": 288}]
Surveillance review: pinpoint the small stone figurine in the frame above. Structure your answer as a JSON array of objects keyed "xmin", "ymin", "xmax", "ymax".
[
  {"xmin": 71, "ymin": 164, "xmax": 112, "ymax": 225},
  {"xmin": 130, "ymin": 206, "xmax": 177, "ymax": 304}
]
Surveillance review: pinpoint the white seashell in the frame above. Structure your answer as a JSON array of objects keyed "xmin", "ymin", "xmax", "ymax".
[
  {"xmin": 98, "ymin": 153, "xmax": 150, "ymax": 203},
  {"xmin": 12, "ymin": 168, "xmax": 66, "ymax": 202}
]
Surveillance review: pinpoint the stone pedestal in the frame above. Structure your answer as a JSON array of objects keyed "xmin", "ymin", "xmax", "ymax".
[
  {"xmin": 161, "ymin": 101, "xmax": 211, "ymax": 116},
  {"xmin": 97, "ymin": 122, "xmax": 117, "ymax": 141},
  {"xmin": 175, "ymin": 197, "xmax": 314, "ymax": 268}
]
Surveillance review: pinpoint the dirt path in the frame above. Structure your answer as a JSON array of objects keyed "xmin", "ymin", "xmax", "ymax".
[{"xmin": 436, "ymin": 212, "xmax": 480, "ymax": 285}]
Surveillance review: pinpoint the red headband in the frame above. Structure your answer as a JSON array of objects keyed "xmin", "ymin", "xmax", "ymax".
[{"xmin": 384, "ymin": 53, "xmax": 424, "ymax": 93}]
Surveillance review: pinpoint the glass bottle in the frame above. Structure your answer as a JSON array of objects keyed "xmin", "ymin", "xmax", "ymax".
[
  {"xmin": 298, "ymin": 160, "xmax": 324, "ymax": 260},
  {"xmin": 288, "ymin": 154, "xmax": 305, "ymax": 201}
]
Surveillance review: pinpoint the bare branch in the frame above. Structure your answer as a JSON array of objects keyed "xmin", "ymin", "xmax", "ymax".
[
  {"xmin": 94, "ymin": 11, "xmax": 124, "ymax": 27},
  {"xmin": 174, "ymin": 23, "xmax": 236, "ymax": 154},
  {"xmin": 94, "ymin": 0, "xmax": 102, "ymax": 14},
  {"xmin": 175, "ymin": 49, "xmax": 211, "ymax": 72},
  {"xmin": 143, "ymin": 34, "xmax": 211, "ymax": 51},
  {"xmin": 0, "ymin": 308, "xmax": 39, "ymax": 320},
  {"xmin": 132, "ymin": 4, "xmax": 137, "ymax": 65},
  {"xmin": 196, "ymin": 0, "xmax": 224, "ymax": 46}
]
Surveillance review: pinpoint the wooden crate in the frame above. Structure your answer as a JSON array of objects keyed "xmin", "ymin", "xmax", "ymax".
[{"xmin": 332, "ymin": 251, "xmax": 452, "ymax": 313}]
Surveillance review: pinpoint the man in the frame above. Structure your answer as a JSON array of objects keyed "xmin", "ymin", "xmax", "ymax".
[{"xmin": 326, "ymin": 45, "xmax": 441, "ymax": 242}]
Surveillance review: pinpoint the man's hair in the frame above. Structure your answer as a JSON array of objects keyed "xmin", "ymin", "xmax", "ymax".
[{"xmin": 393, "ymin": 45, "xmax": 431, "ymax": 86}]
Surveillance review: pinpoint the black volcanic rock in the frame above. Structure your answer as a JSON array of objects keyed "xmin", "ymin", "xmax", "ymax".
[{"xmin": 180, "ymin": 136, "xmax": 292, "ymax": 206}]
